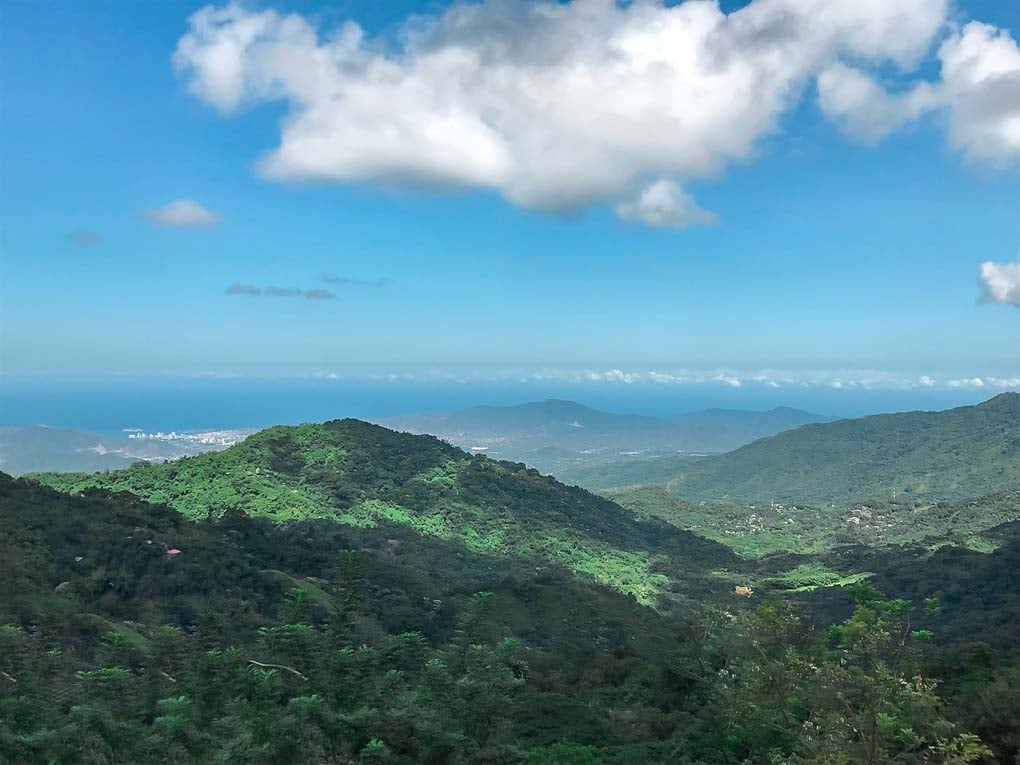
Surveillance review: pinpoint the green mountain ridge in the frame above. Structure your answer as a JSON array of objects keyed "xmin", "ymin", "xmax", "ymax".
[
  {"xmin": 30, "ymin": 419, "xmax": 736, "ymax": 606},
  {"xmin": 565, "ymin": 393, "xmax": 1020, "ymax": 506}
]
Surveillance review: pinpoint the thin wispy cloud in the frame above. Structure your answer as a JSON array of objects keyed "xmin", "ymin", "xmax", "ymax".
[
  {"xmin": 146, "ymin": 199, "xmax": 220, "ymax": 228},
  {"xmin": 70, "ymin": 230, "xmax": 103, "ymax": 247},
  {"xmin": 175, "ymin": 0, "xmax": 1019, "ymax": 226},
  {"xmin": 303, "ymin": 288, "xmax": 337, "ymax": 300},
  {"xmin": 323, "ymin": 275, "xmax": 392, "ymax": 288},
  {"xmin": 226, "ymin": 283, "xmax": 337, "ymax": 300}
]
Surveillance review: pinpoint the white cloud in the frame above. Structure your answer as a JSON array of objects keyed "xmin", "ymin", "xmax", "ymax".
[
  {"xmin": 714, "ymin": 373, "xmax": 742, "ymax": 388},
  {"xmin": 818, "ymin": 21, "xmax": 1020, "ymax": 165},
  {"xmin": 175, "ymin": 0, "xmax": 958, "ymax": 224},
  {"xmin": 979, "ymin": 260, "xmax": 1020, "ymax": 306},
  {"xmin": 145, "ymin": 199, "xmax": 220, "ymax": 228},
  {"xmin": 616, "ymin": 179, "xmax": 717, "ymax": 228},
  {"xmin": 946, "ymin": 376, "xmax": 1020, "ymax": 390},
  {"xmin": 281, "ymin": 365, "xmax": 1017, "ymax": 392},
  {"xmin": 817, "ymin": 64, "xmax": 937, "ymax": 142},
  {"xmin": 939, "ymin": 23, "xmax": 1020, "ymax": 166},
  {"xmin": 947, "ymin": 377, "xmax": 985, "ymax": 389}
]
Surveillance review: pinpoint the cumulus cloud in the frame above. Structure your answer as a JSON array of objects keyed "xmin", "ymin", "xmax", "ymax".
[
  {"xmin": 817, "ymin": 64, "xmax": 937, "ymax": 143},
  {"xmin": 146, "ymin": 199, "xmax": 221, "ymax": 228},
  {"xmin": 226, "ymin": 283, "xmax": 337, "ymax": 299},
  {"xmin": 979, "ymin": 259, "xmax": 1020, "ymax": 306},
  {"xmin": 175, "ymin": 0, "xmax": 972, "ymax": 225},
  {"xmin": 940, "ymin": 23, "xmax": 1020, "ymax": 166},
  {"xmin": 819, "ymin": 22, "xmax": 1020, "ymax": 164},
  {"xmin": 616, "ymin": 179, "xmax": 717, "ymax": 229}
]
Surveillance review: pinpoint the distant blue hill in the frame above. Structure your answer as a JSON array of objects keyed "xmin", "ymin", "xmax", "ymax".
[{"xmin": 380, "ymin": 399, "xmax": 834, "ymax": 472}]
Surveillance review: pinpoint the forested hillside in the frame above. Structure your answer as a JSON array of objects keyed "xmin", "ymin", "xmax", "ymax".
[
  {"xmin": 566, "ymin": 394, "xmax": 1020, "ymax": 505},
  {"xmin": 13, "ymin": 409, "xmax": 1020, "ymax": 762},
  {"xmin": 3, "ymin": 473, "xmax": 1019, "ymax": 763},
  {"xmin": 0, "ymin": 472, "xmax": 686, "ymax": 763},
  {"xmin": 31, "ymin": 420, "xmax": 734, "ymax": 606}
]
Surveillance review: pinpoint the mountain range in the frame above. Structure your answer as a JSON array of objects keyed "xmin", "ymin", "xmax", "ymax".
[
  {"xmin": 380, "ymin": 399, "xmax": 834, "ymax": 473},
  {"xmin": 568, "ymin": 393, "xmax": 1020, "ymax": 506}
]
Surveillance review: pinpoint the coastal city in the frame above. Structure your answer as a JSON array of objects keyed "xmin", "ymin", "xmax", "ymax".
[{"xmin": 123, "ymin": 428, "xmax": 252, "ymax": 447}]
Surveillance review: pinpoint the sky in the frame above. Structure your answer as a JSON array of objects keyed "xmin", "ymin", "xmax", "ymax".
[{"xmin": 1, "ymin": 0, "xmax": 1018, "ymax": 406}]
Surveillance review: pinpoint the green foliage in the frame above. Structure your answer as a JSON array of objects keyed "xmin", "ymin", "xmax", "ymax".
[
  {"xmin": 31, "ymin": 420, "xmax": 736, "ymax": 604},
  {"xmin": 610, "ymin": 484, "xmax": 1020, "ymax": 555},
  {"xmin": 668, "ymin": 595, "xmax": 996, "ymax": 764},
  {"xmin": 0, "ymin": 471, "xmax": 700, "ymax": 763},
  {"xmin": 526, "ymin": 742, "xmax": 603, "ymax": 763},
  {"xmin": 573, "ymin": 394, "xmax": 1020, "ymax": 510},
  {"xmin": 765, "ymin": 562, "xmax": 873, "ymax": 592},
  {"xmin": 6, "ymin": 406, "xmax": 1020, "ymax": 763}
]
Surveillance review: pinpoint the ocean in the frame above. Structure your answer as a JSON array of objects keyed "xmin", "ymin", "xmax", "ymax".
[{"xmin": 0, "ymin": 376, "xmax": 993, "ymax": 434}]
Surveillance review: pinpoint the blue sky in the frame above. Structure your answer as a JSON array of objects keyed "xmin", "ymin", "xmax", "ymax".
[{"xmin": 1, "ymin": 0, "xmax": 1018, "ymax": 400}]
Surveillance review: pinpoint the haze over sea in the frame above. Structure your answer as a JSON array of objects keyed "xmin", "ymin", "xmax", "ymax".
[{"xmin": 0, "ymin": 373, "xmax": 999, "ymax": 435}]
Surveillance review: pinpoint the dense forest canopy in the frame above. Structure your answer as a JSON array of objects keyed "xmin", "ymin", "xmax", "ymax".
[
  {"xmin": 5, "ymin": 404, "xmax": 1020, "ymax": 763},
  {"xmin": 3, "ymin": 472, "xmax": 1019, "ymax": 764},
  {"xmin": 562, "ymin": 393, "xmax": 1020, "ymax": 505}
]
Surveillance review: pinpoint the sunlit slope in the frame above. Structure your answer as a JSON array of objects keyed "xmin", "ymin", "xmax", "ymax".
[
  {"xmin": 32, "ymin": 420, "xmax": 734, "ymax": 605},
  {"xmin": 0, "ymin": 471, "xmax": 682, "ymax": 659}
]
